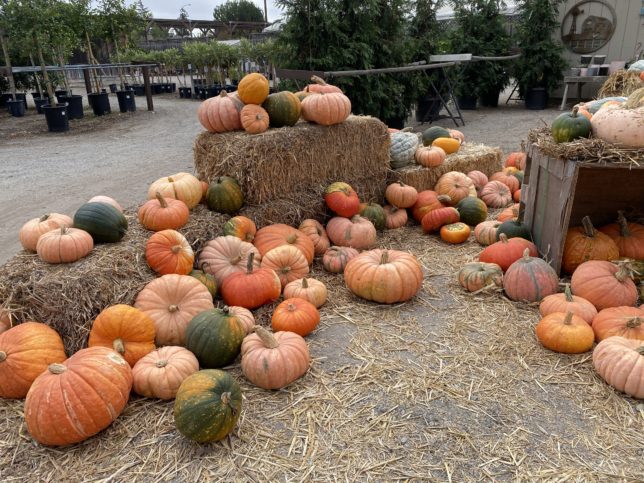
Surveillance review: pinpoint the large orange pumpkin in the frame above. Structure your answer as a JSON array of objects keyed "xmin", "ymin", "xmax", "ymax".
[
  {"xmin": 199, "ymin": 235, "xmax": 261, "ymax": 285},
  {"xmin": 19, "ymin": 213, "xmax": 73, "ymax": 252},
  {"xmin": 146, "ymin": 229, "xmax": 194, "ymax": 276},
  {"xmin": 88, "ymin": 305, "xmax": 156, "ymax": 367},
  {"xmin": 344, "ymin": 249, "xmax": 423, "ymax": 304},
  {"xmin": 598, "ymin": 211, "xmax": 644, "ymax": 260},
  {"xmin": 298, "ymin": 219, "xmax": 330, "ymax": 256},
  {"xmin": 503, "ymin": 249, "xmax": 559, "ymax": 302},
  {"xmin": 24, "ymin": 347, "xmax": 132, "ymax": 446},
  {"xmin": 271, "ymin": 298, "xmax": 320, "ymax": 336},
  {"xmin": 385, "ymin": 182, "xmax": 418, "ymax": 208},
  {"xmin": 592, "ymin": 306, "xmax": 644, "ymax": 342},
  {"xmin": 134, "ymin": 274, "xmax": 214, "ymax": 346},
  {"xmin": 480, "ymin": 181, "xmax": 513, "ymax": 208},
  {"xmin": 254, "ymin": 224, "xmax": 315, "ymax": 265},
  {"xmin": 562, "ymin": 216, "xmax": 619, "ymax": 274},
  {"xmin": 411, "ymin": 191, "xmax": 451, "ymax": 222},
  {"xmin": 326, "ymin": 215, "xmax": 377, "ymax": 250},
  {"xmin": 301, "ymin": 92, "xmax": 351, "ymax": 126},
  {"xmin": 237, "ymin": 72, "xmax": 270, "ymax": 105},
  {"xmin": 36, "ymin": 226, "xmax": 94, "ymax": 264},
  {"xmin": 539, "ymin": 284, "xmax": 597, "ymax": 324},
  {"xmin": 138, "ymin": 192, "xmax": 190, "ymax": 232},
  {"xmin": 132, "ymin": 346, "xmax": 199, "ymax": 400},
  {"xmin": 0, "ymin": 322, "xmax": 66, "ymax": 399},
  {"xmin": 479, "ymin": 234, "xmax": 538, "ymax": 272},
  {"xmin": 221, "ymin": 253, "xmax": 282, "ymax": 309},
  {"xmin": 593, "ymin": 336, "xmax": 644, "ymax": 399},
  {"xmin": 261, "ymin": 245, "xmax": 310, "ymax": 287},
  {"xmin": 570, "ymin": 261, "xmax": 638, "ymax": 310},
  {"xmin": 536, "ymin": 311, "xmax": 595, "ymax": 354},
  {"xmin": 148, "ymin": 172, "xmax": 202, "ymax": 209},
  {"xmin": 197, "ymin": 90, "xmax": 243, "ymax": 133},
  {"xmin": 434, "ymin": 171, "xmax": 476, "ymax": 205}
]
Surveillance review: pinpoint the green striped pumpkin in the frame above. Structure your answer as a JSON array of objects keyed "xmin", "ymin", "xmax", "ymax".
[
  {"xmin": 185, "ymin": 308, "xmax": 245, "ymax": 368},
  {"xmin": 206, "ymin": 176, "xmax": 244, "ymax": 214},
  {"xmin": 174, "ymin": 369, "xmax": 242, "ymax": 442},
  {"xmin": 262, "ymin": 91, "xmax": 301, "ymax": 127},
  {"xmin": 73, "ymin": 202, "xmax": 128, "ymax": 243},
  {"xmin": 456, "ymin": 196, "xmax": 488, "ymax": 226},
  {"xmin": 359, "ymin": 203, "xmax": 386, "ymax": 231}
]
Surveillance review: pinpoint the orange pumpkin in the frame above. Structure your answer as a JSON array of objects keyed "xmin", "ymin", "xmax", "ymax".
[
  {"xmin": 598, "ymin": 211, "xmax": 644, "ymax": 260},
  {"xmin": 88, "ymin": 304, "xmax": 156, "ymax": 367},
  {"xmin": 197, "ymin": 90, "xmax": 243, "ymax": 133},
  {"xmin": 562, "ymin": 216, "xmax": 619, "ymax": 274},
  {"xmin": 570, "ymin": 261, "xmax": 638, "ymax": 310},
  {"xmin": 301, "ymin": 92, "xmax": 352, "ymax": 126},
  {"xmin": 383, "ymin": 205, "xmax": 408, "ymax": 229},
  {"xmin": 480, "ymin": 181, "xmax": 513, "ymax": 208},
  {"xmin": 479, "ymin": 234, "xmax": 538, "ymax": 271},
  {"xmin": 306, "ymin": 75, "xmax": 343, "ymax": 93},
  {"xmin": 434, "ymin": 171, "xmax": 475, "ymax": 204},
  {"xmin": 0, "ymin": 322, "xmax": 66, "ymax": 399},
  {"xmin": 411, "ymin": 190, "xmax": 451, "ymax": 222},
  {"xmin": 271, "ymin": 298, "xmax": 320, "ymax": 336},
  {"xmin": 36, "ymin": 226, "xmax": 94, "ymax": 264},
  {"xmin": 326, "ymin": 215, "xmax": 377, "ymax": 250},
  {"xmin": 490, "ymin": 172, "xmax": 520, "ymax": 194},
  {"xmin": 324, "ymin": 182, "xmax": 360, "ymax": 217},
  {"xmin": 237, "ymin": 72, "xmax": 270, "ymax": 104},
  {"xmin": 474, "ymin": 220, "xmax": 502, "ymax": 246},
  {"xmin": 592, "ymin": 306, "xmax": 644, "ymax": 342},
  {"xmin": 261, "ymin": 245, "xmax": 310, "ymax": 287},
  {"xmin": 505, "ymin": 144, "xmax": 527, "ymax": 170},
  {"xmin": 132, "ymin": 346, "xmax": 199, "ymax": 400},
  {"xmin": 24, "ymin": 347, "xmax": 132, "ymax": 446},
  {"xmin": 138, "ymin": 192, "xmax": 190, "ymax": 232},
  {"xmin": 593, "ymin": 336, "xmax": 644, "ymax": 399},
  {"xmin": 254, "ymin": 224, "xmax": 315, "ymax": 265},
  {"xmin": 146, "ymin": 229, "xmax": 194, "ymax": 276},
  {"xmin": 497, "ymin": 203, "xmax": 520, "ymax": 222},
  {"xmin": 322, "ymin": 246, "xmax": 359, "ymax": 273},
  {"xmin": 536, "ymin": 311, "xmax": 595, "ymax": 354},
  {"xmin": 283, "ymin": 277, "xmax": 327, "ymax": 308},
  {"xmin": 503, "ymin": 249, "xmax": 559, "ymax": 302},
  {"xmin": 134, "ymin": 274, "xmax": 214, "ymax": 346},
  {"xmin": 0, "ymin": 308, "xmax": 12, "ymax": 334},
  {"xmin": 221, "ymin": 253, "xmax": 282, "ymax": 309},
  {"xmin": 467, "ymin": 170, "xmax": 488, "ymax": 196},
  {"xmin": 539, "ymin": 284, "xmax": 598, "ymax": 324},
  {"xmin": 223, "ymin": 216, "xmax": 257, "ymax": 242},
  {"xmin": 19, "ymin": 213, "xmax": 73, "ymax": 252},
  {"xmin": 344, "ymin": 249, "xmax": 424, "ymax": 304},
  {"xmin": 240, "ymin": 104, "xmax": 270, "ymax": 134},
  {"xmin": 385, "ymin": 182, "xmax": 418, "ymax": 208},
  {"xmin": 440, "ymin": 222, "xmax": 471, "ymax": 244},
  {"xmin": 148, "ymin": 172, "xmax": 202, "ymax": 209},
  {"xmin": 421, "ymin": 207, "xmax": 460, "ymax": 233},
  {"xmin": 415, "ymin": 146, "xmax": 446, "ymax": 167},
  {"xmin": 513, "ymin": 189, "xmax": 521, "ymax": 202},
  {"xmin": 199, "ymin": 235, "xmax": 261, "ymax": 285},
  {"xmin": 298, "ymin": 219, "xmax": 330, "ymax": 256},
  {"xmin": 431, "ymin": 137, "xmax": 460, "ymax": 154}
]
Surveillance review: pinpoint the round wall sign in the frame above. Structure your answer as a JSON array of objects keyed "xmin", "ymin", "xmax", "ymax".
[{"xmin": 560, "ymin": 0, "xmax": 616, "ymax": 54}]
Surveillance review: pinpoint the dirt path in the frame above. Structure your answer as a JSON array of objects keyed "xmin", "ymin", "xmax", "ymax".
[{"xmin": 0, "ymin": 91, "xmax": 560, "ymax": 264}]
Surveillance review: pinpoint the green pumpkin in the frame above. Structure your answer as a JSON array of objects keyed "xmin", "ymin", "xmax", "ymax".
[
  {"xmin": 189, "ymin": 269, "xmax": 217, "ymax": 297},
  {"xmin": 496, "ymin": 219, "xmax": 532, "ymax": 242},
  {"xmin": 185, "ymin": 308, "xmax": 245, "ymax": 368},
  {"xmin": 390, "ymin": 132, "xmax": 418, "ymax": 169},
  {"xmin": 174, "ymin": 369, "xmax": 242, "ymax": 442},
  {"xmin": 206, "ymin": 176, "xmax": 244, "ymax": 214},
  {"xmin": 73, "ymin": 202, "xmax": 128, "ymax": 243},
  {"xmin": 262, "ymin": 91, "xmax": 301, "ymax": 127},
  {"xmin": 422, "ymin": 126, "xmax": 451, "ymax": 146},
  {"xmin": 359, "ymin": 203, "xmax": 386, "ymax": 230},
  {"xmin": 551, "ymin": 107, "xmax": 591, "ymax": 143},
  {"xmin": 456, "ymin": 196, "xmax": 488, "ymax": 226},
  {"xmin": 512, "ymin": 170, "xmax": 524, "ymax": 185}
]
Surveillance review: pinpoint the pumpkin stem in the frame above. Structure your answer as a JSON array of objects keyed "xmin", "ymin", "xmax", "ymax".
[
  {"xmin": 219, "ymin": 90, "xmax": 228, "ymax": 98},
  {"xmin": 310, "ymin": 75, "xmax": 328, "ymax": 86},
  {"xmin": 637, "ymin": 346, "xmax": 644, "ymax": 356},
  {"xmin": 156, "ymin": 359, "xmax": 168, "ymax": 368},
  {"xmin": 615, "ymin": 266, "xmax": 632, "ymax": 283},
  {"xmin": 437, "ymin": 194, "xmax": 452, "ymax": 204},
  {"xmin": 246, "ymin": 252, "xmax": 255, "ymax": 274},
  {"xmin": 0, "ymin": 351, "xmax": 6, "ymax": 362},
  {"xmin": 617, "ymin": 211, "xmax": 631, "ymax": 237},
  {"xmin": 286, "ymin": 234, "xmax": 297, "ymax": 244},
  {"xmin": 581, "ymin": 216, "xmax": 596, "ymax": 238},
  {"xmin": 39, "ymin": 214, "xmax": 50, "ymax": 222},
  {"xmin": 380, "ymin": 250, "xmax": 389, "ymax": 265},
  {"xmin": 48, "ymin": 363, "xmax": 67, "ymax": 375},
  {"xmin": 155, "ymin": 191, "xmax": 168, "ymax": 208},
  {"xmin": 168, "ymin": 304, "xmax": 179, "ymax": 312},
  {"xmin": 171, "ymin": 245, "xmax": 181, "ymax": 254},
  {"xmin": 60, "ymin": 226, "xmax": 68, "ymax": 236},
  {"xmin": 571, "ymin": 106, "xmax": 579, "ymax": 118},
  {"xmin": 522, "ymin": 248, "xmax": 531, "ymax": 259},
  {"xmin": 254, "ymin": 325, "xmax": 279, "ymax": 349},
  {"xmin": 220, "ymin": 391, "xmax": 237, "ymax": 416},
  {"xmin": 626, "ymin": 317, "xmax": 643, "ymax": 329},
  {"xmin": 222, "ymin": 305, "xmax": 230, "ymax": 314},
  {"xmin": 168, "ymin": 177, "xmax": 175, "ymax": 183},
  {"xmin": 563, "ymin": 311, "xmax": 574, "ymax": 325},
  {"xmin": 563, "ymin": 284, "xmax": 573, "ymax": 302},
  {"xmin": 301, "ymin": 278, "xmax": 309, "ymax": 289},
  {"xmin": 499, "ymin": 233, "xmax": 509, "ymax": 244},
  {"xmin": 287, "ymin": 302, "xmax": 297, "ymax": 312},
  {"xmin": 113, "ymin": 338, "xmax": 125, "ymax": 354}
]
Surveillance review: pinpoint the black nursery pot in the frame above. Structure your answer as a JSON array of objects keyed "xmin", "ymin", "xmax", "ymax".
[
  {"xmin": 457, "ymin": 95, "xmax": 477, "ymax": 110},
  {"xmin": 43, "ymin": 103, "xmax": 69, "ymax": 132},
  {"xmin": 34, "ymin": 97, "xmax": 49, "ymax": 114},
  {"xmin": 88, "ymin": 92, "xmax": 111, "ymax": 116},
  {"xmin": 7, "ymin": 99, "xmax": 26, "ymax": 117},
  {"xmin": 171, "ymin": 82, "xmax": 177, "ymax": 93},
  {"xmin": 116, "ymin": 90, "xmax": 136, "ymax": 113},
  {"xmin": 478, "ymin": 88, "xmax": 501, "ymax": 108},
  {"xmin": 63, "ymin": 95, "xmax": 84, "ymax": 120},
  {"xmin": 524, "ymin": 87, "xmax": 548, "ymax": 110},
  {"xmin": 109, "ymin": 83, "xmax": 118, "ymax": 93},
  {"xmin": 133, "ymin": 85, "xmax": 145, "ymax": 96}
]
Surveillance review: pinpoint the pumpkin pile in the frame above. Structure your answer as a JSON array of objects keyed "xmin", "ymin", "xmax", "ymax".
[
  {"xmin": 389, "ymin": 125, "xmax": 465, "ymax": 170},
  {"xmin": 198, "ymin": 73, "xmax": 352, "ymax": 135}
]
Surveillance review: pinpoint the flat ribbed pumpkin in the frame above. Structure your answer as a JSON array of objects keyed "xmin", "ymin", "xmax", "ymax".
[
  {"xmin": 592, "ymin": 306, "xmax": 644, "ymax": 342},
  {"xmin": 457, "ymin": 262, "xmax": 503, "ymax": 292},
  {"xmin": 539, "ymin": 284, "xmax": 597, "ymax": 324},
  {"xmin": 88, "ymin": 304, "xmax": 156, "ymax": 367},
  {"xmin": 326, "ymin": 215, "xmax": 377, "ymax": 250},
  {"xmin": 185, "ymin": 308, "xmax": 246, "ymax": 368},
  {"xmin": 261, "ymin": 245, "xmax": 310, "ymax": 287},
  {"xmin": 536, "ymin": 311, "xmax": 594, "ymax": 354},
  {"xmin": 254, "ymin": 224, "xmax": 315, "ymax": 264},
  {"xmin": 301, "ymin": 92, "xmax": 351, "ymax": 125},
  {"xmin": 132, "ymin": 346, "xmax": 199, "ymax": 400},
  {"xmin": 322, "ymin": 246, "xmax": 359, "ymax": 273},
  {"xmin": 593, "ymin": 336, "xmax": 644, "ymax": 399},
  {"xmin": 36, "ymin": 226, "xmax": 94, "ymax": 264},
  {"xmin": 199, "ymin": 235, "xmax": 261, "ymax": 285},
  {"xmin": 146, "ymin": 229, "xmax": 194, "ymax": 276}
]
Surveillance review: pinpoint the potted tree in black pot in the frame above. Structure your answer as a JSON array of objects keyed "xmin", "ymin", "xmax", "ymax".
[{"xmin": 513, "ymin": 0, "xmax": 567, "ymax": 110}]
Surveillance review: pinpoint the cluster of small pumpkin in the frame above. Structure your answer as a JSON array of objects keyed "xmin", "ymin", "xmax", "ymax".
[
  {"xmin": 198, "ymin": 73, "xmax": 352, "ymax": 135},
  {"xmin": 389, "ymin": 125, "xmax": 464, "ymax": 170}
]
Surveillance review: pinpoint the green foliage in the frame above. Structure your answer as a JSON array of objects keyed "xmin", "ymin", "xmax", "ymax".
[
  {"xmin": 513, "ymin": 0, "xmax": 567, "ymax": 96},
  {"xmin": 213, "ymin": 0, "xmax": 264, "ymax": 23}
]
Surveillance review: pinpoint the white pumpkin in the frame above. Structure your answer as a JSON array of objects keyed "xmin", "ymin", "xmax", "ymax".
[
  {"xmin": 591, "ymin": 88, "xmax": 644, "ymax": 148},
  {"xmin": 390, "ymin": 132, "xmax": 419, "ymax": 169}
]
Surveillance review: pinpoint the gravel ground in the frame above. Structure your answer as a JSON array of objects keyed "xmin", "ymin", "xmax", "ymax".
[{"xmin": 0, "ymin": 88, "xmax": 561, "ymax": 264}]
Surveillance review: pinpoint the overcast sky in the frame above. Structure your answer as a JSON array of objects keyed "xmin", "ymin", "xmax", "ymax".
[{"xmin": 139, "ymin": 0, "xmax": 284, "ymax": 22}]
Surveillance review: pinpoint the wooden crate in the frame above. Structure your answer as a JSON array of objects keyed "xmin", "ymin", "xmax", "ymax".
[{"xmin": 521, "ymin": 144, "xmax": 644, "ymax": 274}]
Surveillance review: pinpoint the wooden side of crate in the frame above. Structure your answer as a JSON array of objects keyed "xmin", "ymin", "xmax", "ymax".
[{"xmin": 522, "ymin": 144, "xmax": 644, "ymax": 273}]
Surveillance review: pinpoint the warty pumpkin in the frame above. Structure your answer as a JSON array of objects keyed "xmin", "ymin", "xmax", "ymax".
[
  {"xmin": 593, "ymin": 336, "xmax": 644, "ymax": 399},
  {"xmin": 19, "ymin": 213, "xmax": 73, "ymax": 252},
  {"xmin": 237, "ymin": 72, "xmax": 270, "ymax": 105},
  {"xmin": 390, "ymin": 131, "xmax": 419, "ymax": 169},
  {"xmin": 240, "ymin": 104, "xmax": 270, "ymax": 134},
  {"xmin": 271, "ymin": 298, "xmax": 320, "ymax": 336},
  {"xmin": 571, "ymin": 261, "xmax": 638, "ymax": 311},
  {"xmin": 185, "ymin": 308, "xmax": 246, "ymax": 368},
  {"xmin": 535, "ymin": 311, "xmax": 595, "ymax": 354},
  {"xmin": 221, "ymin": 253, "xmax": 282, "ymax": 309},
  {"xmin": 174, "ymin": 369, "xmax": 242, "ymax": 442},
  {"xmin": 592, "ymin": 306, "xmax": 644, "ymax": 342},
  {"xmin": 199, "ymin": 235, "xmax": 261, "ymax": 285},
  {"xmin": 138, "ymin": 192, "xmax": 190, "ymax": 232},
  {"xmin": 479, "ymin": 233, "xmax": 538, "ymax": 272},
  {"xmin": 301, "ymin": 92, "xmax": 351, "ymax": 125},
  {"xmin": 36, "ymin": 226, "xmax": 93, "ymax": 264},
  {"xmin": 146, "ymin": 229, "xmax": 195, "ymax": 276},
  {"xmin": 385, "ymin": 182, "xmax": 418, "ymax": 208},
  {"xmin": 434, "ymin": 171, "xmax": 476, "ymax": 204},
  {"xmin": 344, "ymin": 249, "xmax": 423, "ymax": 304},
  {"xmin": 134, "ymin": 274, "xmax": 214, "ymax": 346},
  {"xmin": 24, "ymin": 347, "xmax": 132, "ymax": 446},
  {"xmin": 324, "ymin": 182, "xmax": 360, "ymax": 217},
  {"xmin": 326, "ymin": 215, "xmax": 377, "ymax": 250},
  {"xmin": 539, "ymin": 284, "xmax": 597, "ymax": 324},
  {"xmin": 598, "ymin": 211, "xmax": 644, "ymax": 260},
  {"xmin": 457, "ymin": 262, "xmax": 503, "ymax": 292},
  {"xmin": 261, "ymin": 245, "xmax": 310, "ymax": 287},
  {"xmin": 132, "ymin": 346, "xmax": 199, "ymax": 400},
  {"xmin": 254, "ymin": 224, "xmax": 315, "ymax": 264},
  {"xmin": 206, "ymin": 176, "xmax": 244, "ymax": 214},
  {"xmin": 503, "ymin": 249, "xmax": 559, "ymax": 302},
  {"xmin": 148, "ymin": 172, "xmax": 202, "ymax": 209},
  {"xmin": 298, "ymin": 219, "xmax": 330, "ymax": 256},
  {"xmin": 88, "ymin": 304, "xmax": 156, "ymax": 367},
  {"xmin": 0, "ymin": 322, "xmax": 66, "ymax": 399},
  {"xmin": 562, "ymin": 216, "xmax": 619, "ymax": 274},
  {"xmin": 223, "ymin": 216, "xmax": 257, "ymax": 242},
  {"xmin": 322, "ymin": 246, "xmax": 359, "ymax": 273},
  {"xmin": 283, "ymin": 277, "xmax": 327, "ymax": 308},
  {"xmin": 241, "ymin": 326, "xmax": 310, "ymax": 390},
  {"xmin": 197, "ymin": 90, "xmax": 243, "ymax": 133}
]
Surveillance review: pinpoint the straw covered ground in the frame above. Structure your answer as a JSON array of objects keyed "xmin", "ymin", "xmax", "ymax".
[
  {"xmin": 1, "ymin": 224, "xmax": 643, "ymax": 481},
  {"xmin": 389, "ymin": 143, "xmax": 502, "ymax": 191}
]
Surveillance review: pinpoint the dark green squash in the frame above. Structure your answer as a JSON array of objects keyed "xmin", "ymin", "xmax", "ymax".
[
  {"xmin": 73, "ymin": 202, "xmax": 128, "ymax": 243},
  {"xmin": 174, "ymin": 369, "xmax": 242, "ymax": 442},
  {"xmin": 359, "ymin": 203, "xmax": 386, "ymax": 231},
  {"xmin": 496, "ymin": 219, "xmax": 533, "ymax": 242},
  {"xmin": 206, "ymin": 176, "xmax": 244, "ymax": 214},
  {"xmin": 551, "ymin": 106, "xmax": 591, "ymax": 143},
  {"xmin": 189, "ymin": 269, "xmax": 217, "ymax": 297},
  {"xmin": 262, "ymin": 91, "xmax": 301, "ymax": 127},
  {"xmin": 185, "ymin": 308, "xmax": 245, "ymax": 368},
  {"xmin": 512, "ymin": 170, "xmax": 524, "ymax": 185},
  {"xmin": 456, "ymin": 196, "xmax": 488, "ymax": 226},
  {"xmin": 422, "ymin": 126, "xmax": 451, "ymax": 146}
]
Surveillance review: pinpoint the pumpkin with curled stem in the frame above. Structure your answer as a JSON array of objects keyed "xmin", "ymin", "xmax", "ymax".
[
  {"xmin": 301, "ymin": 92, "xmax": 351, "ymax": 126},
  {"xmin": 591, "ymin": 306, "xmax": 644, "ymax": 342}
]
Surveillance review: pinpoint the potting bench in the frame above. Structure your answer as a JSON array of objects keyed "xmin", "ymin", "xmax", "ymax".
[{"xmin": 559, "ymin": 75, "xmax": 608, "ymax": 110}]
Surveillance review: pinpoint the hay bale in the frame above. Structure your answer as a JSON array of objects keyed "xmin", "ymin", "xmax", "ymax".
[
  {"xmin": 597, "ymin": 70, "xmax": 643, "ymax": 98},
  {"xmin": 193, "ymin": 115, "xmax": 390, "ymax": 206},
  {"xmin": 0, "ymin": 205, "xmax": 228, "ymax": 354},
  {"xmin": 388, "ymin": 142, "xmax": 502, "ymax": 191}
]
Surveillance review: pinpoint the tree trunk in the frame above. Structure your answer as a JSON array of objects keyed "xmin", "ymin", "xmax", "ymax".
[
  {"xmin": 0, "ymin": 29, "xmax": 17, "ymax": 100},
  {"xmin": 85, "ymin": 30, "xmax": 101, "ymax": 92},
  {"xmin": 29, "ymin": 54, "xmax": 43, "ymax": 96},
  {"xmin": 111, "ymin": 23, "xmax": 126, "ymax": 90},
  {"xmin": 57, "ymin": 49, "xmax": 71, "ymax": 94},
  {"xmin": 35, "ymin": 35, "xmax": 56, "ymax": 106}
]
